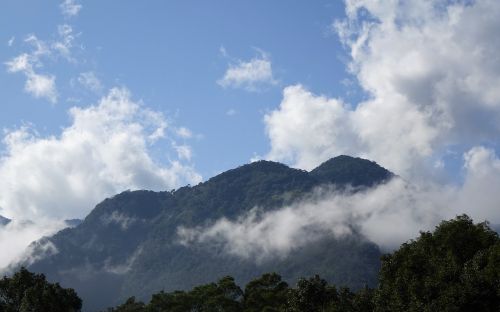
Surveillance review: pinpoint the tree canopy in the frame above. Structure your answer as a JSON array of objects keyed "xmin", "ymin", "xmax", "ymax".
[{"xmin": 0, "ymin": 267, "xmax": 82, "ymax": 312}]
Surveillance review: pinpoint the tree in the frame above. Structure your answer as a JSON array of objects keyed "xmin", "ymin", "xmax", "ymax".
[
  {"xmin": 107, "ymin": 297, "xmax": 145, "ymax": 312},
  {"xmin": 146, "ymin": 276, "xmax": 242, "ymax": 312},
  {"xmin": 243, "ymin": 272, "xmax": 289, "ymax": 312},
  {"xmin": 0, "ymin": 267, "xmax": 82, "ymax": 312},
  {"xmin": 374, "ymin": 215, "xmax": 500, "ymax": 312},
  {"xmin": 287, "ymin": 275, "xmax": 337, "ymax": 312}
]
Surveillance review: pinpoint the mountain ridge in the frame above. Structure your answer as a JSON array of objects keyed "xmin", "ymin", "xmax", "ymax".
[{"xmin": 18, "ymin": 155, "xmax": 392, "ymax": 311}]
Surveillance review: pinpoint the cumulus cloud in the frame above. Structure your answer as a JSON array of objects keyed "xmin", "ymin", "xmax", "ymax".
[
  {"xmin": 179, "ymin": 146, "xmax": 500, "ymax": 258},
  {"xmin": 265, "ymin": 85, "xmax": 359, "ymax": 171},
  {"xmin": 265, "ymin": 0, "xmax": 500, "ymax": 179},
  {"xmin": 218, "ymin": 51, "xmax": 278, "ymax": 92},
  {"xmin": 60, "ymin": 0, "xmax": 82, "ymax": 18},
  {"xmin": 0, "ymin": 88, "xmax": 201, "ymax": 222}
]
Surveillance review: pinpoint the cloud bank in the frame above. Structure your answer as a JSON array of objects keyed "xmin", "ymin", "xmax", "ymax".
[{"xmin": 179, "ymin": 145, "xmax": 500, "ymax": 258}]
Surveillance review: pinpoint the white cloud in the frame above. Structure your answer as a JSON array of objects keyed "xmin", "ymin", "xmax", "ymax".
[
  {"xmin": 219, "ymin": 45, "xmax": 228, "ymax": 57},
  {"xmin": 103, "ymin": 246, "xmax": 142, "ymax": 274},
  {"xmin": 173, "ymin": 143, "xmax": 193, "ymax": 161},
  {"xmin": 60, "ymin": 0, "xmax": 82, "ymax": 18},
  {"xmin": 101, "ymin": 211, "xmax": 137, "ymax": 231},
  {"xmin": 78, "ymin": 71, "xmax": 103, "ymax": 93},
  {"xmin": 177, "ymin": 179, "xmax": 443, "ymax": 259},
  {"xmin": 52, "ymin": 24, "xmax": 76, "ymax": 60},
  {"xmin": 5, "ymin": 53, "xmax": 58, "ymax": 103},
  {"xmin": 176, "ymin": 127, "xmax": 193, "ymax": 139},
  {"xmin": 264, "ymin": 0, "xmax": 500, "ymax": 179},
  {"xmin": 179, "ymin": 147, "xmax": 500, "ymax": 258},
  {"xmin": 0, "ymin": 221, "xmax": 62, "ymax": 271},
  {"xmin": 0, "ymin": 88, "xmax": 201, "ymax": 270},
  {"xmin": 7, "ymin": 37, "xmax": 15, "ymax": 47},
  {"xmin": 5, "ymin": 23, "xmax": 80, "ymax": 103},
  {"xmin": 218, "ymin": 51, "xmax": 277, "ymax": 92},
  {"xmin": 265, "ymin": 85, "xmax": 358, "ymax": 171},
  {"xmin": 5, "ymin": 54, "xmax": 31, "ymax": 73},
  {"xmin": 191, "ymin": 0, "xmax": 500, "ymax": 260},
  {"xmin": 25, "ymin": 73, "xmax": 58, "ymax": 103},
  {"xmin": 0, "ymin": 88, "xmax": 201, "ymax": 223}
]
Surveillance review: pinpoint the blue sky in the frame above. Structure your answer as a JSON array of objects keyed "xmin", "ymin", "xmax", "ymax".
[{"xmin": 1, "ymin": 0, "xmax": 357, "ymax": 178}]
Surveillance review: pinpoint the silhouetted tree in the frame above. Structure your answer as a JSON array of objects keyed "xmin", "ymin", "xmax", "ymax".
[
  {"xmin": 243, "ymin": 272, "xmax": 288, "ymax": 312},
  {"xmin": 287, "ymin": 275, "xmax": 337, "ymax": 312},
  {"xmin": 0, "ymin": 267, "xmax": 81, "ymax": 312}
]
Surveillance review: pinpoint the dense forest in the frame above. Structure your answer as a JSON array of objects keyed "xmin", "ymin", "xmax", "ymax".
[
  {"xmin": 3, "ymin": 215, "xmax": 500, "ymax": 311},
  {"xmin": 22, "ymin": 156, "xmax": 389, "ymax": 310}
]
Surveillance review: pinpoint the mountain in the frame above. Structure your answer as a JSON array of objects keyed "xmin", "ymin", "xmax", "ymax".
[
  {"xmin": 0, "ymin": 215, "xmax": 11, "ymax": 226},
  {"xmin": 64, "ymin": 218, "xmax": 83, "ymax": 228},
  {"xmin": 20, "ymin": 156, "xmax": 392, "ymax": 311}
]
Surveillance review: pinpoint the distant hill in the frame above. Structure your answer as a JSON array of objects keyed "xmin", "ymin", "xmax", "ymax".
[
  {"xmin": 19, "ymin": 156, "xmax": 392, "ymax": 311},
  {"xmin": 0, "ymin": 215, "xmax": 10, "ymax": 226}
]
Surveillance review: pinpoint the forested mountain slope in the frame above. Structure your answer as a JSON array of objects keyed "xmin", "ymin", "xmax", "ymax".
[{"xmin": 21, "ymin": 156, "xmax": 392, "ymax": 311}]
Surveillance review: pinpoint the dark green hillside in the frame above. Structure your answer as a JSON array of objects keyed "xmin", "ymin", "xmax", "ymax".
[
  {"xmin": 22, "ymin": 156, "xmax": 391, "ymax": 311},
  {"xmin": 310, "ymin": 155, "xmax": 393, "ymax": 188}
]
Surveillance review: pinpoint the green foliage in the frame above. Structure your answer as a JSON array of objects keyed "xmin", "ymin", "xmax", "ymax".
[
  {"xmin": 243, "ymin": 272, "xmax": 288, "ymax": 311},
  {"xmin": 286, "ymin": 275, "xmax": 337, "ymax": 312},
  {"xmin": 310, "ymin": 155, "xmax": 392, "ymax": 188},
  {"xmin": 143, "ymin": 276, "xmax": 242, "ymax": 312},
  {"xmin": 0, "ymin": 267, "xmax": 82, "ymax": 312},
  {"xmin": 375, "ymin": 215, "xmax": 500, "ymax": 312}
]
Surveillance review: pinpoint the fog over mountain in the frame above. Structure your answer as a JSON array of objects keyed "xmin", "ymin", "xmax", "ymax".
[
  {"xmin": 9, "ymin": 156, "xmax": 386, "ymax": 310},
  {"xmin": 2, "ymin": 0, "xmax": 500, "ymax": 310}
]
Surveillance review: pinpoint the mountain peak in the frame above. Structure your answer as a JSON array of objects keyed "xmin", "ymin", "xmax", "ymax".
[{"xmin": 310, "ymin": 155, "xmax": 393, "ymax": 188}]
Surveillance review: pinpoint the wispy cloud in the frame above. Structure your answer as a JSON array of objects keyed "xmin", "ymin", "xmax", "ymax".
[
  {"xmin": 60, "ymin": 0, "xmax": 82, "ymax": 18},
  {"xmin": 52, "ymin": 24, "xmax": 76, "ymax": 61},
  {"xmin": 0, "ymin": 221, "xmax": 62, "ymax": 271},
  {"xmin": 7, "ymin": 37, "xmax": 15, "ymax": 47},
  {"xmin": 5, "ymin": 52, "xmax": 58, "ymax": 103},
  {"xmin": 5, "ymin": 24, "xmax": 80, "ymax": 103},
  {"xmin": 226, "ymin": 109, "xmax": 237, "ymax": 116},
  {"xmin": 217, "ymin": 50, "xmax": 278, "ymax": 92},
  {"xmin": 77, "ymin": 71, "xmax": 103, "ymax": 93}
]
